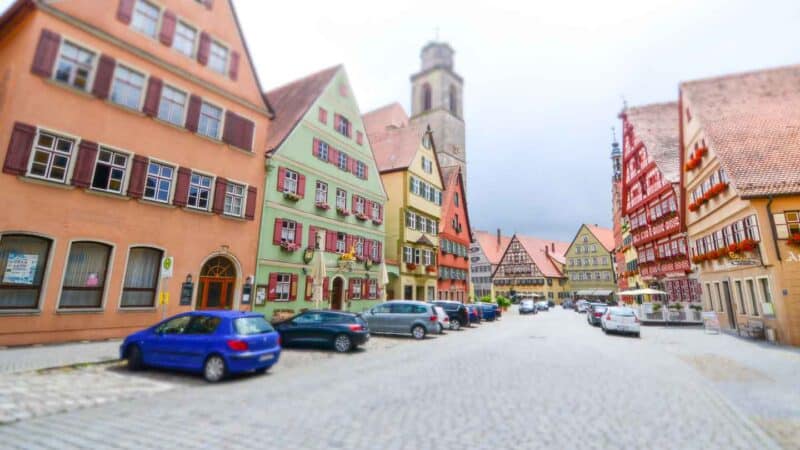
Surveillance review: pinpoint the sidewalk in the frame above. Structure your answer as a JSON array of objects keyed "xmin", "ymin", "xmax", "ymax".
[{"xmin": 0, "ymin": 340, "xmax": 121, "ymax": 374}]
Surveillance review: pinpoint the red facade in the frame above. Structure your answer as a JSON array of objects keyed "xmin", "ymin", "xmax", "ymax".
[{"xmin": 437, "ymin": 167, "xmax": 472, "ymax": 301}]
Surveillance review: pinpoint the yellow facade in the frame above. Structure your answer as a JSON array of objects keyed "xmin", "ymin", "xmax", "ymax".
[{"xmin": 565, "ymin": 225, "xmax": 617, "ymax": 298}]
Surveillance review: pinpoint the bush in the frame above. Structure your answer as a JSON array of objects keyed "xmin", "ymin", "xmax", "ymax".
[{"xmin": 496, "ymin": 296, "xmax": 512, "ymax": 308}]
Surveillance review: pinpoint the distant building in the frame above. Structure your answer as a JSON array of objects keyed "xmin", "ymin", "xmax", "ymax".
[
  {"xmin": 564, "ymin": 225, "xmax": 617, "ymax": 301},
  {"xmin": 493, "ymin": 236, "xmax": 570, "ymax": 303},
  {"xmin": 471, "ymin": 230, "xmax": 510, "ymax": 300},
  {"xmin": 437, "ymin": 166, "xmax": 472, "ymax": 301}
]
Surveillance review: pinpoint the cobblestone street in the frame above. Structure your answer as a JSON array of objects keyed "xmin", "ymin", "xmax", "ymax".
[{"xmin": 1, "ymin": 309, "xmax": 798, "ymax": 449}]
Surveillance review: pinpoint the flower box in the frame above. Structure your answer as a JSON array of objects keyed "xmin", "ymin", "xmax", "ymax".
[
  {"xmin": 406, "ymin": 263, "xmax": 418, "ymax": 271},
  {"xmin": 355, "ymin": 213, "xmax": 369, "ymax": 221},
  {"xmin": 280, "ymin": 241, "xmax": 301, "ymax": 252},
  {"xmin": 283, "ymin": 192, "xmax": 301, "ymax": 202},
  {"xmin": 371, "ymin": 219, "xmax": 383, "ymax": 225},
  {"xmin": 788, "ymin": 234, "xmax": 800, "ymax": 247},
  {"xmin": 425, "ymin": 265, "xmax": 436, "ymax": 274},
  {"xmin": 315, "ymin": 202, "xmax": 330, "ymax": 210},
  {"xmin": 336, "ymin": 207, "xmax": 350, "ymax": 216},
  {"xmin": 738, "ymin": 239, "xmax": 758, "ymax": 252}
]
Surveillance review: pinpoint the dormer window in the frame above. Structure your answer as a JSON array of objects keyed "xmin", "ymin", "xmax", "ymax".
[{"xmin": 336, "ymin": 115, "xmax": 351, "ymax": 137}]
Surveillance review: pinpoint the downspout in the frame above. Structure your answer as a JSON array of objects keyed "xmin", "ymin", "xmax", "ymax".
[{"xmin": 766, "ymin": 195, "xmax": 781, "ymax": 263}]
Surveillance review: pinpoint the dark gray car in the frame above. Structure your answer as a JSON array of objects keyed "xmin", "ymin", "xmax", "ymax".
[
  {"xmin": 587, "ymin": 303, "xmax": 608, "ymax": 326},
  {"xmin": 362, "ymin": 301, "xmax": 439, "ymax": 339}
]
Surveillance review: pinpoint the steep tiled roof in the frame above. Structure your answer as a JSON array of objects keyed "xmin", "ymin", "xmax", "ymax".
[
  {"xmin": 363, "ymin": 102, "xmax": 409, "ymax": 131},
  {"xmin": 439, "ymin": 165, "xmax": 472, "ymax": 238},
  {"xmin": 624, "ymin": 102, "xmax": 680, "ymax": 183},
  {"xmin": 516, "ymin": 236, "xmax": 570, "ymax": 278},
  {"xmin": 681, "ymin": 64, "xmax": 800, "ymax": 197},
  {"xmin": 473, "ymin": 230, "xmax": 511, "ymax": 265},
  {"xmin": 263, "ymin": 65, "xmax": 340, "ymax": 152},
  {"xmin": 366, "ymin": 122, "xmax": 425, "ymax": 172},
  {"xmin": 585, "ymin": 225, "xmax": 615, "ymax": 252}
]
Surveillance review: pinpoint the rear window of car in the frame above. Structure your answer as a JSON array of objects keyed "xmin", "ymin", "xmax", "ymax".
[
  {"xmin": 234, "ymin": 317, "xmax": 274, "ymax": 335},
  {"xmin": 612, "ymin": 309, "xmax": 636, "ymax": 316}
]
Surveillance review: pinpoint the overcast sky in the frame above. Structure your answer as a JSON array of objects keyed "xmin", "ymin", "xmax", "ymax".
[{"xmin": 5, "ymin": 1, "xmax": 799, "ymax": 242}]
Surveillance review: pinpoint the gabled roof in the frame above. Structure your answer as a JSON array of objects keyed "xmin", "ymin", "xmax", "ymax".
[
  {"xmin": 473, "ymin": 230, "xmax": 511, "ymax": 265},
  {"xmin": 0, "ymin": 0, "xmax": 33, "ymax": 34},
  {"xmin": 681, "ymin": 64, "xmax": 800, "ymax": 197},
  {"xmin": 439, "ymin": 165, "xmax": 473, "ymax": 238},
  {"xmin": 263, "ymin": 65, "xmax": 340, "ymax": 152},
  {"xmin": 363, "ymin": 102, "xmax": 409, "ymax": 131},
  {"xmin": 515, "ymin": 235, "xmax": 570, "ymax": 278},
  {"xmin": 623, "ymin": 102, "xmax": 680, "ymax": 183},
  {"xmin": 585, "ymin": 224, "xmax": 615, "ymax": 252}
]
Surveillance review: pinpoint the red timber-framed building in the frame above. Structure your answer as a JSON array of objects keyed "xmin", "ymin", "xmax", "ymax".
[
  {"xmin": 437, "ymin": 165, "xmax": 472, "ymax": 301},
  {"xmin": 619, "ymin": 103, "xmax": 701, "ymax": 303}
]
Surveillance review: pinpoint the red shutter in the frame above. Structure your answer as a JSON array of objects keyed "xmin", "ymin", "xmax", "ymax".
[
  {"xmin": 173, "ymin": 167, "xmax": 191, "ymax": 207},
  {"xmin": 203, "ymin": 0, "xmax": 214, "ymax": 10},
  {"xmin": 347, "ymin": 156, "xmax": 355, "ymax": 174},
  {"xmin": 347, "ymin": 279, "xmax": 354, "ymax": 299},
  {"xmin": 185, "ymin": 95, "xmax": 202, "ymax": 132},
  {"xmin": 295, "ymin": 223, "xmax": 303, "ymax": 247},
  {"xmin": 197, "ymin": 32, "xmax": 211, "ymax": 65},
  {"xmin": 142, "ymin": 77, "xmax": 163, "ymax": 116},
  {"xmin": 305, "ymin": 276, "xmax": 313, "ymax": 301},
  {"xmin": 2, "ymin": 122, "xmax": 36, "ymax": 176},
  {"xmin": 273, "ymin": 218, "xmax": 283, "ymax": 245},
  {"xmin": 378, "ymin": 204, "xmax": 383, "ymax": 221},
  {"xmin": 245, "ymin": 186, "xmax": 257, "ymax": 220},
  {"xmin": 267, "ymin": 273, "xmax": 278, "ymax": 300},
  {"xmin": 376, "ymin": 242, "xmax": 382, "ymax": 262},
  {"xmin": 222, "ymin": 111, "xmax": 238, "ymax": 147},
  {"xmin": 127, "ymin": 155, "xmax": 148, "ymax": 198},
  {"xmin": 364, "ymin": 240, "xmax": 373, "ymax": 261},
  {"xmin": 326, "ymin": 231, "xmax": 337, "ymax": 252},
  {"xmin": 116, "ymin": 0, "xmax": 135, "ymax": 24},
  {"xmin": 323, "ymin": 277, "xmax": 330, "ymax": 299},
  {"xmin": 212, "ymin": 177, "xmax": 227, "ymax": 214},
  {"xmin": 362, "ymin": 279, "xmax": 369, "ymax": 299},
  {"xmin": 229, "ymin": 50, "xmax": 240, "ymax": 80},
  {"xmin": 70, "ymin": 140, "xmax": 98, "ymax": 188},
  {"xmin": 356, "ymin": 131, "xmax": 363, "ymax": 145},
  {"xmin": 312, "ymin": 138, "xmax": 320, "ymax": 157},
  {"xmin": 31, "ymin": 29, "xmax": 60, "ymax": 78},
  {"xmin": 363, "ymin": 162, "xmax": 369, "ymax": 180},
  {"xmin": 297, "ymin": 174, "xmax": 306, "ymax": 199},
  {"xmin": 159, "ymin": 10, "xmax": 177, "ymax": 46},
  {"xmin": 290, "ymin": 274, "xmax": 298, "ymax": 301},
  {"xmin": 318, "ymin": 108, "xmax": 327, "ymax": 124},
  {"xmin": 91, "ymin": 54, "xmax": 115, "ymax": 99},
  {"xmin": 307, "ymin": 226, "xmax": 317, "ymax": 249},
  {"xmin": 334, "ymin": 114, "xmax": 340, "ymax": 130},
  {"xmin": 239, "ymin": 118, "xmax": 254, "ymax": 152},
  {"xmin": 366, "ymin": 201, "xmax": 374, "ymax": 219},
  {"xmin": 276, "ymin": 167, "xmax": 286, "ymax": 192},
  {"xmin": 345, "ymin": 235, "xmax": 354, "ymax": 253},
  {"xmin": 329, "ymin": 148, "xmax": 339, "ymax": 167}
]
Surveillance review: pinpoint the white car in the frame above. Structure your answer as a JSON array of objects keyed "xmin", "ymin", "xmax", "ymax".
[
  {"xmin": 433, "ymin": 306, "xmax": 449, "ymax": 334},
  {"xmin": 600, "ymin": 307, "xmax": 641, "ymax": 337}
]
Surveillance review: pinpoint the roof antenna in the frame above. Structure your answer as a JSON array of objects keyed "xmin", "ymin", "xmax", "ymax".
[
  {"xmin": 620, "ymin": 94, "xmax": 628, "ymax": 111},
  {"xmin": 434, "ymin": 26, "xmax": 440, "ymax": 42},
  {"xmin": 611, "ymin": 126, "xmax": 617, "ymax": 144}
]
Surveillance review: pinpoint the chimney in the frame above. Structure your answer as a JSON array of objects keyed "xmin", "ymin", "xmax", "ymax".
[
  {"xmin": 551, "ymin": 242, "xmax": 555, "ymax": 252},
  {"xmin": 496, "ymin": 228, "xmax": 501, "ymax": 247}
]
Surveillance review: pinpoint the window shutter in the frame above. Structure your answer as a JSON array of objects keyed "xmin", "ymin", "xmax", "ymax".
[
  {"xmin": 228, "ymin": 50, "xmax": 240, "ymax": 80},
  {"xmin": 116, "ymin": 0, "xmax": 135, "ymax": 24},
  {"xmin": 212, "ymin": 177, "xmax": 227, "ymax": 214},
  {"xmin": 366, "ymin": 200, "xmax": 373, "ymax": 218},
  {"xmin": 91, "ymin": 54, "xmax": 116, "ymax": 99},
  {"xmin": 347, "ymin": 157, "xmax": 356, "ymax": 174},
  {"xmin": 326, "ymin": 230, "xmax": 336, "ymax": 252},
  {"xmin": 238, "ymin": 118, "xmax": 254, "ymax": 152},
  {"xmin": 173, "ymin": 167, "xmax": 191, "ymax": 207},
  {"xmin": 312, "ymin": 138, "xmax": 320, "ymax": 157},
  {"xmin": 305, "ymin": 276, "xmax": 313, "ymax": 301},
  {"xmin": 126, "ymin": 155, "xmax": 148, "ymax": 198},
  {"xmin": 2, "ymin": 122, "xmax": 37, "ymax": 176},
  {"xmin": 347, "ymin": 279, "xmax": 354, "ymax": 299},
  {"xmin": 350, "ymin": 195, "xmax": 356, "ymax": 214},
  {"xmin": 377, "ymin": 242, "xmax": 382, "ymax": 262},
  {"xmin": 308, "ymin": 226, "xmax": 317, "ymax": 249},
  {"xmin": 356, "ymin": 131, "xmax": 363, "ymax": 145},
  {"xmin": 142, "ymin": 77, "xmax": 163, "ymax": 117},
  {"xmin": 31, "ymin": 29, "xmax": 60, "ymax": 78},
  {"xmin": 363, "ymin": 162, "xmax": 369, "ymax": 180},
  {"xmin": 290, "ymin": 274, "xmax": 298, "ymax": 301},
  {"xmin": 185, "ymin": 95, "xmax": 202, "ymax": 132},
  {"xmin": 267, "ymin": 273, "xmax": 278, "ymax": 300},
  {"xmin": 273, "ymin": 218, "xmax": 283, "ymax": 245},
  {"xmin": 364, "ymin": 240, "xmax": 373, "ymax": 261},
  {"xmin": 361, "ymin": 279, "xmax": 369, "ymax": 299},
  {"xmin": 323, "ymin": 277, "xmax": 330, "ymax": 299},
  {"xmin": 276, "ymin": 167, "xmax": 286, "ymax": 193},
  {"xmin": 70, "ymin": 140, "xmax": 98, "ymax": 188},
  {"xmin": 222, "ymin": 111, "xmax": 238, "ymax": 147},
  {"xmin": 345, "ymin": 234, "xmax": 354, "ymax": 253},
  {"xmin": 245, "ymin": 186, "xmax": 257, "ymax": 220},
  {"xmin": 159, "ymin": 10, "xmax": 177, "ymax": 46},
  {"xmin": 203, "ymin": 0, "xmax": 214, "ymax": 10},
  {"xmin": 197, "ymin": 32, "xmax": 211, "ymax": 65},
  {"xmin": 295, "ymin": 223, "xmax": 303, "ymax": 247},
  {"xmin": 297, "ymin": 174, "xmax": 306, "ymax": 199},
  {"xmin": 318, "ymin": 108, "xmax": 327, "ymax": 124},
  {"xmin": 378, "ymin": 204, "xmax": 383, "ymax": 221}
]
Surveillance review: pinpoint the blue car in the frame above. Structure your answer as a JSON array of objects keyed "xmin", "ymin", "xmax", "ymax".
[
  {"xmin": 120, "ymin": 311, "xmax": 281, "ymax": 382},
  {"xmin": 477, "ymin": 303, "xmax": 499, "ymax": 321},
  {"xmin": 466, "ymin": 304, "xmax": 482, "ymax": 324}
]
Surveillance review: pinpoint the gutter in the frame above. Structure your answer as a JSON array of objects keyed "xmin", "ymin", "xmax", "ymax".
[{"xmin": 766, "ymin": 195, "xmax": 781, "ymax": 262}]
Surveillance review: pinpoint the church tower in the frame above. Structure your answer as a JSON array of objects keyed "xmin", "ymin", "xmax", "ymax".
[{"xmin": 409, "ymin": 42, "xmax": 466, "ymax": 188}]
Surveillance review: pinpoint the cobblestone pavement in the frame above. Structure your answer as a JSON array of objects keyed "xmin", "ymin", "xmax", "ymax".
[
  {"xmin": 0, "ymin": 340, "xmax": 121, "ymax": 374},
  {"xmin": 0, "ymin": 309, "xmax": 795, "ymax": 449}
]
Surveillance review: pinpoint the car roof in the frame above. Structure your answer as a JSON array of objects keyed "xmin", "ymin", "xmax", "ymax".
[
  {"xmin": 184, "ymin": 310, "xmax": 262, "ymax": 319},
  {"xmin": 299, "ymin": 309, "xmax": 357, "ymax": 316},
  {"xmin": 386, "ymin": 300, "xmax": 429, "ymax": 305}
]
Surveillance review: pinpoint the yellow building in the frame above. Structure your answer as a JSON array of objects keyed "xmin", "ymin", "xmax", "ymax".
[
  {"xmin": 364, "ymin": 104, "xmax": 443, "ymax": 300},
  {"xmin": 565, "ymin": 224, "xmax": 617, "ymax": 301},
  {"xmin": 493, "ymin": 235, "xmax": 571, "ymax": 303}
]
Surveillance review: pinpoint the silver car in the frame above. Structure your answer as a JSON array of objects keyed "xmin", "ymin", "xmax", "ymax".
[{"xmin": 362, "ymin": 300, "xmax": 439, "ymax": 339}]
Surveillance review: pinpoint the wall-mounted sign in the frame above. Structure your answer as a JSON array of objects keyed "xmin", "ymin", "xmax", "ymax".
[
  {"xmin": 242, "ymin": 283, "xmax": 252, "ymax": 304},
  {"xmin": 730, "ymin": 259, "xmax": 758, "ymax": 266},
  {"xmin": 255, "ymin": 286, "xmax": 267, "ymax": 305},
  {"xmin": 161, "ymin": 256, "xmax": 174, "ymax": 278},
  {"xmin": 180, "ymin": 282, "xmax": 193, "ymax": 306}
]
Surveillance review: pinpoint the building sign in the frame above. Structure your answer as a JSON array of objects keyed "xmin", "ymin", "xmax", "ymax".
[
  {"xmin": 2, "ymin": 253, "xmax": 38, "ymax": 285},
  {"xmin": 160, "ymin": 256, "xmax": 174, "ymax": 279}
]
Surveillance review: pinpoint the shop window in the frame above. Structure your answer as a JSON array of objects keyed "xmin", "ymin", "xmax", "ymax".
[
  {"xmin": 121, "ymin": 247, "xmax": 162, "ymax": 308},
  {"xmin": 59, "ymin": 241, "xmax": 111, "ymax": 309},
  {"xmin": 0, "ymin": 234, "xmax": 52, "ymax": 310}
]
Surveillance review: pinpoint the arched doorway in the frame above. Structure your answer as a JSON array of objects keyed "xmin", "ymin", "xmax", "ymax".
[
  {"xmin": 331, "ymin": 277, "xmax": 344, "ymax": 310},
  {"xmin": 197, "ymin": 256, "xmax": 236, "ymax": 310}
]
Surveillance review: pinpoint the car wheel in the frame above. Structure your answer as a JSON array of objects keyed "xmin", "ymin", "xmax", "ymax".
[
  {"xmin": 411, "ymin": 325, "xmax": 426, "ymax": 340},
  {"xmin": 203, "ymin": 355, "xmax": 227, "ymax": 383},
  {"xmin": 634, "ymin": 332, "xmax": 641, "ymax": 338},
  {"xmin": 126, "ymin": 345, "xmax": 144, "ymax": 371},
  {"xmin": 603, "ymin": 327, "xmax": 608, "ymax": 334},
  {"xmin": 333, "ymin": 334, "xmax": 352, "ymax": 353},
  {"xmin": 450, "ymin": 319, "xmax": 461, "ymax": 331}
]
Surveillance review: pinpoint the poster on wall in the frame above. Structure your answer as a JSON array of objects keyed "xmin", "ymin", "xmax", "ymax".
[{"xmin": 2, "ymin": 253, "xmax": 38, "ymax": 285}]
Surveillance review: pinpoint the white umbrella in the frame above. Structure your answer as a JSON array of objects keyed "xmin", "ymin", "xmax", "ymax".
[
  {"xmin": 310, "ymin": 230, "xmax": 327, "ymax": 309},
  {"xmin": 379, "ymin": 253, "xmax": 389, "ymax": 301},
  {"xmin": 617, "ymin": 288, "xmax": 667, "ymax": 296}
]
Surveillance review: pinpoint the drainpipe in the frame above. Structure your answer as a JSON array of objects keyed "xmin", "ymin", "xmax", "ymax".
[{"xmin": 766, "ymin": 195, "xmax": 781, "ymax": 263}]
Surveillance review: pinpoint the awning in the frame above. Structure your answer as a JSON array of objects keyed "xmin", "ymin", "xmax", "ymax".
[
  {"xmin": 575, "ymin": 289, "xmax": 614, "ymax": 297},
  {"xmin": 616, "ymin": 288, "xmax": 667, "ymax": 296}
]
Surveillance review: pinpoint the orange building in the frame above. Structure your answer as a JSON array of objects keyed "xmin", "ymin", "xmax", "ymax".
[
  {"xmin": 437, "ymin": 165, "xmax": 472, "ymax": 301},
  {"xmin": 0, "ymin": 0, "xmax": 272, "ymax": 345}
]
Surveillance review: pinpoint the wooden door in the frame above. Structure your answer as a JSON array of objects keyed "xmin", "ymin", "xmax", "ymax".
[{"xmin": 199, "ymin": 276, "xmax": 234, "ymax": 310}]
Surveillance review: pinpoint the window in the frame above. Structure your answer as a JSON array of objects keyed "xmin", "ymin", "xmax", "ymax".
[
  {"xmin": 734, "ymin": 280, "xmax": 745, "ymax": 313},
  {"xmin": 280, "ymin": 220, "xmax": 296, "ymax": 243},
  {"xmin": 454, "ymin": 193, "xmax": 460, "ymax": 207},
  {"xmin": 209, "ymin": 41, "xmax": 229, "ymax": 75},
  {"xmin": 423, "ymin": 250, "xmax": 433, "ymax": 266},
  {"xmin": 422, "ymin": 156, "xmax": 433, "ymax": 174},
  {"xmin": 276, "ymin": 274, "xmax": 291, "ymax": 301},
  {"xmin": 418, "ymin": 216, "xmax": 427, "ymax": 232},
  {"xmin": 283, "ymin": 169, "xmax": 299, "ymax": 194},
  {"xmin": 715, "ymin": 283, "xmax": 723, "ymax": 312},
  {"xmin": 91, "ymin": 148, "xmax": 128, "ymax": 193},
  {"xmin": 371, "ymin": 241, "xmax": 380, "ymax": 260},
  {"xmin": 318, "ymin": 140, "xmax": 329, "ymax": 161},
  {"xmin": 0, "ymin": 234, "xmax": 52, "ymax": 310},
  {"xmin": 155, "ymin": 315, "xmax": 191, "ymax": 334},
  {"xmin": 59, "ymin": 241, "xmax": 111, "ymax": 309},
  {"xmin": 758, "ymin": 278, "xmax": 772, "ymax": 314},
  {"xmin": 746, "ymin": 279, "xmax": 759, "ymax": 316},
  {"xmin": 336, "ymin": 189, "xmax": 347, "ymax": 210},
  {"xmin": 187, "ymin": 173, "xmax": 212, "ymax": 210},
  {"xmin": 421, "ymin": 83, "xmax": 432, "ymax": 111},
  {"xmin": 144, "ymin": 161, "xmax": 173, "ymax": 203},
  {"xmin": 131, "ymin": 0, "xmax": 160, "ymax": 37},
  {"xmin": 198, "ymin": 102, "xmax": 223, "ymax": 139},
  {"xmin": 403, "ymin": 246, "xmax": 413, "ymax": 263},
  {"xmin": 336, "ymin": 233, "xmax": 346, "ymax": 253},
  {"xmin": 173, "ymin": 21, "xmax": 196, "ymax": 57},
  {"xmin": 449, "ymin": 85, "xmax": 458, "ymax": 115},
  {"xmin": 355, "ymin": 161, "xmax": 366, "ymax": 179},
  {"xmin": 591, "ymin": 244, "xmax": 597, "ymax": 253},
  {"xmin": 371, "ymin": 203, "xmax": 381, "ymax": 221},
  {"xmin": 224, "ymin": 182, "xmax": 245, "ymax": 217},
  {"xmin": 121, "ymin": 247, "xmax": 162, "ymax": 308},
  {"xmin": 413, "ymin": 248, "xmax": 421, "ymax": 264},
  {"xmin": 351, "ymin": 279, "xmax": 362, "ymax": 299},
  {"xmin": 410, "ymin": 177, "xmax": 421, "ymax": 195},
  {"xmin": 157, "ymin": 85, "xmax": 187, "ymax": 126},
  {"xmin": 315, "ymin": 181, "xmax": 328, "ymax": 204},
  {"xmin": 337, "ymin": 152, "xmax": 348, "ymax": 171},
  {"xmin": 406, "ymin": 211, "xmax": 416, "ymax": 229},
  {"xmin": 54, "ymin": 41, "xmax": 95, "ymax": 90},
  {"xmin": 705, "ymin": 283, "xmax": 713, "ymax": 311},
  {"xmin": 29, "ymin": 132, "xmax": 74, "ymax": 183},
  {"xmin": 368, "ymin": 280, "xmax": 377, "ymax": 298},
  {"xmin": 745, "ymin": 215, "xmax": 760, "ymax": 241},
  {"xmin": 355, "ymin": 238, "xmax": 364, "ymax": 258},
  {"xmin": 336, "ymin": 115, "xmax": 351, "ymax": 137},
  {"xmin": 111, "ymin": 65, "xmax": 145, "ymax": 110},
  {"xmin": 354, "ymin": 196, "xmax": 365, "ymax": 214}
]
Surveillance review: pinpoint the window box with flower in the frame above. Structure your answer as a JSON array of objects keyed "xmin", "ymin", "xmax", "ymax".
[
  {"xmin": 788, "ymin": 233, "xmax": 800, "ymax": 247},
  {"xmin": 406, "ymin": 263, "xmax": 417, "ymax": 271},
  {"xmin": 425, "ymin": 265, "xmax": 436, "ymax": 274},
  {"xmin": 280, "ymin": 241, "xmax": 301, "ymax": 252},
  {"xmin": 355, "ymin": 212, "xmax": 369, "ymax": 221},
  {"xmin": 283, "ymin": 191, "xmax": 302, "ymax": 202},
  {"xmin": 371, "ymin": 218, "xmax": 383, "ymax": 225},
  {"xmin": 336, "ymin": 206, "xmax": 350, "ymax": 216},
  {"xmin": 315, "ymin": 202, "xmax": 330, "ymax": 210}
]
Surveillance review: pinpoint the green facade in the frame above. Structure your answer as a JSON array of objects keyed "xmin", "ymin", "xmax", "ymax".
[{"xmin": 255, "ymin": 68, "xmax": 387, "ymax": 319}]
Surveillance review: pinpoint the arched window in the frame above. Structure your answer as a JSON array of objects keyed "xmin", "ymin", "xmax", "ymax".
[
  {"xmin": 0, "ymin": 234, "xmax": 52, "ymax": 310},
  {"xmin": 422, "ymin": 83, "xmax": 432, "ymax": 112},
  {"xmin": 59, "ymin": 241, "xmax": 112, "ymax": 309},
  {"xmin": 449, "ymin": 85, "xmax": 458, "ymax": 115},
  {"xmin": 121, "ymin": 247, "xmax": 163, "ymax": 308}
]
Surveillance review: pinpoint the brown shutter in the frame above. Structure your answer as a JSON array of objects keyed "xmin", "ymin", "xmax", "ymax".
[
  {"xmin": 239, "ymin": 118, "xmax": 254, "ymax": 152},
  {"xmin": 212, "ymin": 177, "xmax": 227, "ymax": 214},
  {"xmin": 116, "ymin": 0, "xmax": 135, "ymax": 24},
  {"xmin": 159, "ymin": 10, "xmax": 177, "ymax": 46},
  {"xmin": 31, "ymin": 29, "xmax": 60, "ymax": 78},
  {"xmin": 305, "ymin": 276, "xmax": 313, "ymax": 301},
  {"xmin": 323, "ymin": 277, "xmax": 330, "ymax": 299},
  {"xmin": 273, "ymin": 218, "xmax": 283, "ymax": 245},
  {"xmin": 267, "ymin": 273, "xmax": 278, "ymax": 300},
  {"xmin": 127, "ymin": 155, "xmax": 148, "ymax": 198},
  {"xmin": 3, "ymin": 122, "xmax": 37, "ymax": 176},
  {"xmin": 142, "ymin": 77, "xmax": 162, "ymax": 117},
  {"xmin": 70, "ymin": 140, "xmax": 98, "ymax": 188},
  {"xmin": 173, "ymin": 167, "xmax": 191, "ymax": 207},
  {"xmin": 245, "ymin": 186, "xmax": 257, "ymax": 220},
  {"xmin": 229, "ymin": 50, "xmax": 240, "ymax": 80},
  {"xmin": 185, "ymin": 95, "xmax": 202, "ymax": 132},
  {"xmin": 197, "ymin": 32, "xmax": 211, "ymax": 66},
  {"xmin": 91, "ymin": 54, "xmax": 116, "ymax": 99},
  {"xmin": 222, "ymin": 110, "xmax": 238, "ymax": 146}
]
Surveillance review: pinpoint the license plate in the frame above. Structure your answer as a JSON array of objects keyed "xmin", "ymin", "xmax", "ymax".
[{"xmin": 259, "ymin": 354, "xmax": 274, "ymax": 362}]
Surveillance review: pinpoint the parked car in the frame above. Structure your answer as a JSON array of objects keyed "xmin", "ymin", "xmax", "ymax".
[
  {"xmin": 466, "ymin": 304, "xmax": 482, "ymax": 324},
  {"xmin": 519, "ymin": 299, "xmax": 537, "ymax": 314},
  {"xmin": 601, "ymin": 307, "xmax": 641, "ymax": 337},
  {"xmin": 273, "ymin": 310, "xmax": 369, "ymax": 353},
  {"xmin": 433, "ymin": 306, "xmax": 449, "ymax": 334},
  {"xmin": 562, "ymin": 300, "xmax": 574, "ymax": 309},
  {"xmin": 477, "ymin": 302, "xmax": 499, "ymax": 321},
  {"xmin": 362, "ymin": 301, "xmax": 439, "ymax": 339},
  {"xmin": 431, "ymin": 301, "xmax": 470, "ymax": 330},
  {"xmin": 575, "ymin": 300, "xmax": 589, "ymax": 313},
  {"xmin": 536, "ymin": 301, "xmax": 550, "ymax": 312},
  {"xmin": 547, "ymin": 300, "xmax": 555, "ymax": 308},
  {"xmin": 587, "ymin": 303, "xmax": 608, "ymax": 326},
  {"xmin": 120, "ymin": 311, "xmax": 281, "ymax": 383}
]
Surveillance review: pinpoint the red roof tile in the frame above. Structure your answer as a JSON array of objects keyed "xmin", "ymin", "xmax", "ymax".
[
  {"xmin": 473, "ymin": 230, "xmax": 511, "ymax": 265},
  {"xmin": 363, "ymin": 102, "xmax": 409, "ymax": 131},
  {"xmin": 585, "ymin": 224, "xmax": 615, "ymax": 252},
  {"xmin": 439, "ymin": 165, "xmax": 472, "ymax": 238},
  {"xmin": 624, "ymin": 102, "xmax": 680, "ymax": 183},
  {"xmin": 515, "ymin": 235, "xmax": 570, "ymax": 278}
]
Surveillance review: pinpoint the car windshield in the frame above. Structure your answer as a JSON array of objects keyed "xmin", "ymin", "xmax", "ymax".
[{"xmin": 234, "ymin": 316, "xmax": 274, "ymax": 335}]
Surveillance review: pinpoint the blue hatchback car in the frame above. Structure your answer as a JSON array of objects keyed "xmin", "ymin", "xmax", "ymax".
[
  {"xmin": 120, "ymin": 311, "xmax": 281, "ymax": 382},
  {"xmin": 477, "ymin": 303, "xmax": 499, "ymax": 321}
]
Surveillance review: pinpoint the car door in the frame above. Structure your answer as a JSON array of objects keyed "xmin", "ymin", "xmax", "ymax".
[
  {"xmin": 172, "ymin": 315, "xmax": 222, "ymax": 370},
  {"xmin": 147, "ymin": 315, "xmax": 193, "ymax": 368},
  {"xmin": 366, "ymin": 304, "xmax": 391, "ymax": 333},
  {"xmin": 287, "ymin": 312, "xmax": 324, "ymax": 344},
  {"xmin": 388, "ymin": 303, "xmax": 412, "ymax": 333}
]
